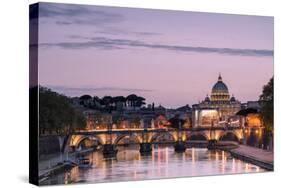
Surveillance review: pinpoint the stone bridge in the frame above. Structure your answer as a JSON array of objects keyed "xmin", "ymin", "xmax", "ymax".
[{"xmin": 64, "ymin": 127, "xmax": 244, "ymax": 156}]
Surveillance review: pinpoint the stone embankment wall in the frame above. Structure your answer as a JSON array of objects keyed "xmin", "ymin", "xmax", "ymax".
[{"xmin": 39, "ymin": 136, "xmax": 66, "ymax": 156}]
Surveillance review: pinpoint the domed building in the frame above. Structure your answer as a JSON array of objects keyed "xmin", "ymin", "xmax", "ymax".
[
  {"xmin": 210, "ymin": 74, "xmax": 230, "ymax": 101},
  {"xmin": 192, "ymin": 74, "xmax": 241, "ymax": 127}
]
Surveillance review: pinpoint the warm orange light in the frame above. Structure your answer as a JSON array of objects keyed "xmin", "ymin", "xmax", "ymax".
[{"xmin": 246, "ymin": 114, "xmax": 262, "ymax": 127}]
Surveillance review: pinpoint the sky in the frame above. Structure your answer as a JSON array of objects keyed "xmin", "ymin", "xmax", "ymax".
[{"xmin": 34, "ymin": 2, "xmax": 274, "ymax": 108}]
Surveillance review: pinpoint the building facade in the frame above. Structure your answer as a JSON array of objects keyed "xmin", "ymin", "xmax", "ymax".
[{"xmin": 192, "ymin": 74, "xmax": 241, "ymax": 127}]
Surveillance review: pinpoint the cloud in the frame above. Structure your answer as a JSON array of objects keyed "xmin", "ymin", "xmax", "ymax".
[
  {"xmin": 95, "ymin": 28, "xmax": 162, "ymax": 37},
  {"xmin": 133, "ymin": 32, "xmax": 162, "ymax": 36},
  {"xmin": 48, "ymin": 85, "xmax": 153, "ymax": 96},
  {"xmin": 39, "ymin": 36, "xmax": 273, "ymax": 57},
  {"xmin": 39, "ymin": 40, "xmax": 123, "ymax": 50},
  {"xmin": 36, "ymin": 3, "xmax": 163, "ymax": 37},
  {"xmin": 38, "ymin": 3, "xmax": 124, "ymax": 26}
]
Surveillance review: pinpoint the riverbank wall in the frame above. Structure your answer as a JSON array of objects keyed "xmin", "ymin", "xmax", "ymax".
[
  {"xmin": 39, "ymin": 148, "xmax": 95, "ymax": 184},
  {"xmin": 39, "ymin": 135, "xmax": 66, "ymax": 156},
  {"xmin": 227, "ymin": 145, "xmax": 273, "ymax": 171},
  {"xmin": 186, "ymin": 141, "xmax": 273, "ymax": 170}
]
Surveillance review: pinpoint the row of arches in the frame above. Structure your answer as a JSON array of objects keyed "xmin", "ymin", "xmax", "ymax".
[{"xmin": 73, "ymin": 131, "xmax": 241, "ymax": 150}]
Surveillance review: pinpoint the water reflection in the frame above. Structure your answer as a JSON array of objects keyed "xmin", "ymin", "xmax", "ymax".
[{"xmin": 41, "ymin": 145, "xmax": 265, "ymax": 185}]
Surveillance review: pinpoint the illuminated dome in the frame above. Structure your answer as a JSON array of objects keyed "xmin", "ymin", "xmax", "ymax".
[{"xmin": 210, "ymin": 74, "xmax": 230, "ymax": 101}]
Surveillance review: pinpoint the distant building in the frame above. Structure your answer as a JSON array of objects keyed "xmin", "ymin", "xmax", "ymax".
[
  {"xmin": 192, "ymin": 74, "xmax": 241, "ymax": 127},
  {"xmin": 83, "ymin": 110, "xmax": 112, "ymax": 130},
  {"xmin": 241, "ymin": 101, "xmax": 261, "ymax": 111},
  {"xmin": 154, "ymin": 115, "xmax": 170, "ymax": 128},
  {"xmin": 154, "ymin": 105, "xmax": 166, "ymax": 115}
]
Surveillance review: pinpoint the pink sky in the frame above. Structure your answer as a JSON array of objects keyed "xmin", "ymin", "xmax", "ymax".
[{"xmin": 35, "ymin": 3, "xmax": 274, "ymax": 108}]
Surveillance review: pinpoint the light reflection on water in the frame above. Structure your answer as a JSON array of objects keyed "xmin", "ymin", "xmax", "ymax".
[{"xmin": 41, "ymin": 146, "xmax": 265, "ymax": 185}]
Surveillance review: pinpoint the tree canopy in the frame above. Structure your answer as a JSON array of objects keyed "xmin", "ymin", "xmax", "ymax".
[
  {"xmin": 259, "ymin": 77, "xmax": 274, "ymax": 132},
  {"xmin": 79, "ymin": 94, "xmax": 92, "ymax": 100},
  {"xmin": 39, "ymin": 86, "xmax": 86, "ymax": 135},
  {"xmin": 236, "ymin": 108, "xmax": 258, "ymax": 116}
]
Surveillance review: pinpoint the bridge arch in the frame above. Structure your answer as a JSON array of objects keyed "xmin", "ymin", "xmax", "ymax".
[
  {"xmin": 113, "ymin": 133, "xmax": 142, "ymax": 145},
  {"xmin": 187, "ymin": 131, "xmax": 209, "ymax": 141},
  {"xmin": 218, "ymin": 131, "xmax": 241, "ymax": 142},
  {"xmin": 77, "ymin": 136, "xmax": 103, "ymax": 148},
  {"xmin": 72, "ymin": 135, "xmax": 106, "ymax": 149},
  {"xmin": 149, "ymin": 131, "xmax": 176, "ymax": 143}
]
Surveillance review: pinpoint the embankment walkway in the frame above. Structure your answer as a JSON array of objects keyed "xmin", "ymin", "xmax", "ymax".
[{"xmin": 229, "ymin": 145, "xmax": 273, "ymax": 170}]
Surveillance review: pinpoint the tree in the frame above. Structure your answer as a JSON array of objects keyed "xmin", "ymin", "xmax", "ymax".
[
  {"xmin": 39, "ymin": 86, "xmax": 86, "ymax": 135},
  {"xmin": 135, "ymin": 96, "xmax": 146, "ymax": 107},
  {"xmin": 79, "ymin": 94, "xmax": 92, "ymax": 107},
  {"xmin": 259, "ymin": 77, "xmax": 274, "ymax": 132},
  {"xmin": 126, "ymin": 94, "xmax": 138, "ymax": 107},
  {"xmin": 79, "ymin": 94, "xmax": 92, "ymax": 100},
  {"xmin": 259, "ymin": 77, "xmax": 274, "ymax": 149},
  {"xmin": 101, "ymin": 96, "xmax": 113, "ymax": 111},
  {"xmin": 126, "ymin": 94, "xmax": 146, "ymax": 108},
  {"xmin": 236, "ymin": 108, "xmax": 258, "ymax": 116},
  {"xmin": 112, "ymin": 96, "xmax": 126, "ymax": 108}
]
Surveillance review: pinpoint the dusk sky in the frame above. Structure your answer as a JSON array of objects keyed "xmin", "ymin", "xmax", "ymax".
[{"xmin": 36, "ymin": 3, "xmax": 273, "ymax": 108}]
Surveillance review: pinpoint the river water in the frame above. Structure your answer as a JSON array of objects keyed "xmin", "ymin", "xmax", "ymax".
[{"xmin": 41, "ymin": 145, "xmax": 266, "ymax": 185}]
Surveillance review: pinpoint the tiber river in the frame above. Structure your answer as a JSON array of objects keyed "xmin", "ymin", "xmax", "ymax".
[{"xmin": 41, "ymin": 145, "xmax": 266, "ymax": 185}]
